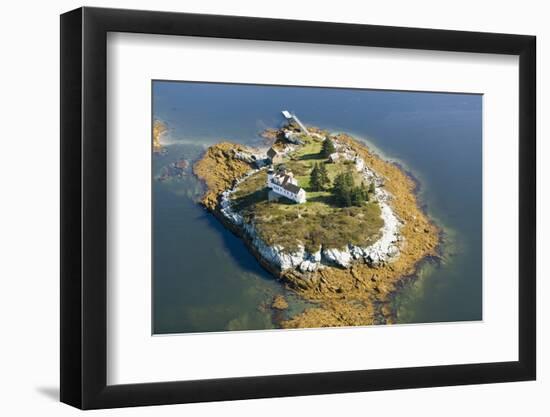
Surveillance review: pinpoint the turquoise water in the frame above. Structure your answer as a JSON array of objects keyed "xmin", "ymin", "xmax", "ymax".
[{"xmin": 152, "ymin": 81, "xmax": 482, "ymax": 334}]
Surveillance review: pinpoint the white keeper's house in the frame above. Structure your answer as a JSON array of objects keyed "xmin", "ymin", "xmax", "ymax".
[{"xmin": 267, "ymin": 166, "xmax": 307, "ymax": 204}]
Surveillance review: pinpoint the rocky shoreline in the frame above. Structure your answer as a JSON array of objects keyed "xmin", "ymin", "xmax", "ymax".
[{"xmin": 194, "ymin": 130, "xmax": 440, "ymax": 328}]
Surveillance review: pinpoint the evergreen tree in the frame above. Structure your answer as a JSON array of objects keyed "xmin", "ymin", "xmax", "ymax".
[
  {"xmin": 343, "ymin": 190, "xmax": 352, "ymax": 207},
  {"xmin": 333, "ymin": 172, "xmax": 353, "ymax": 206},
  {"xmin": 363, "ymin": 183, "xmax": 370, "ymax": 202},
  {"xmin": 352, "ymin": 183, "xmax": 369, "ymax": 205},
  {"xmin": 309, "ymin": 163, "xmax": 321, "ymax": 191},
  {"xmin": 344, "ymin": 172, "xmax": 354, "ymax": 188},
  {"xmin": 322, "ymin": 137, "xmax": 336, "ymax": 157},
  {"xmin": 318, "ymin": 163, "xmax": 330, "ymax": 189},
  {"xmin": 350, "ymin": 187, "xmax": 363, "ymax": 206},
  {"xmin": 333, "ymin": 172, "xmax": 369, "ymax": 207},
  {"xmin": 333, "ymin": 171, "xmax": 345, "ymax": 193},
  {"xmin": 332, "ymin": 173, "xmax": 342, "ymax": 204},
  {"xmin": 368, "ymin": 182, "xmax": 376, "ymax": 194}
]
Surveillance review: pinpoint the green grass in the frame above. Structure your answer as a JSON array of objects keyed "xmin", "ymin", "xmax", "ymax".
[
  {"xmin": 230, "ymin": 137, "xmax": 383, "ymax": 253},
  {"xmin": 288, "ymin": 138, "xmax": 365, "ymax": 196},
  {"xmin": 231, "ymin": 171, "xmax": 268, "ymax": 212}
]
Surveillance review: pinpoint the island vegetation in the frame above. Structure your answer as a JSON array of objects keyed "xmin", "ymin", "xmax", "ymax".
[{"xmin": 230, "ymin": 133, "xmax": 383, "ymax": 253}]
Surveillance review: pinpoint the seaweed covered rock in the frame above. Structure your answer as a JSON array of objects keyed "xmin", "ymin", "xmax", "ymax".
[{"xmin": 193, "ymin": 142, "xmax": 253, "ymax": 209}]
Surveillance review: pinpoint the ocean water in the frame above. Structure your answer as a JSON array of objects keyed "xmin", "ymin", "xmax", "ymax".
[{"xmin": 152, "ymin": 81, "xmax": 482, "ymax": 334}]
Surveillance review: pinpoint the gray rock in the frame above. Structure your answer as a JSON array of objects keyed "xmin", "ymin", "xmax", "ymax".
[{"xmin": 299, "ymin": 260, "xmax": 318, "ymax": 273}]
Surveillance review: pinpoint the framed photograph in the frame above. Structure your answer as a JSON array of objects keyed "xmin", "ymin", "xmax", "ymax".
[{"xmin": 60, "ymin": 7, "xmax": 536, "ymax": 409}]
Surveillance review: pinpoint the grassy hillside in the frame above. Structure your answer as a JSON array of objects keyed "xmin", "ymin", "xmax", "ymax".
[{"xmin": 231, "ymin": 136, "xmax": 383, "ymax": 252}]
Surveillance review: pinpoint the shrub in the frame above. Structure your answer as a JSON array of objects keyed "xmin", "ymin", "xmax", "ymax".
[
  {"xmin": 318, "ymin": 163, "xmax": 331, "ymax": 189},
  {"xmin": 310, "ymin": 163, "xmax": 321, "ymax": 191},
  {"xmin": 322, "ymin": 137, "xmax": 336, "ymax": 157},
  {"xmin": 332, "ymin": 172, "xmax": 369, "ymax": 207}
]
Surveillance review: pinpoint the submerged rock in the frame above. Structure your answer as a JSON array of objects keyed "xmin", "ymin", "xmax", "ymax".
[
  {"xmin": 271, "ymin": 295, "xmax": 289, "ymax": 310},
  {"xmin": 155, "ymin": 158, "xmax": 190, "ymax": 181}
]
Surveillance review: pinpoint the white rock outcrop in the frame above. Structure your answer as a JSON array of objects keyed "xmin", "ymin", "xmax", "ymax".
[
  {"xmin": 299, "ymin": 260, "xmax": 318, "ymax": 273},
  {"xmin": 322, "ymin": 247, "xmax": 353, "ymax": 268},
  {"xmin": 354, "ymin": 157, "xmax": 365, "ymax": 172}
]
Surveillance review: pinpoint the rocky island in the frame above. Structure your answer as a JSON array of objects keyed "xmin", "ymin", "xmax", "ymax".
[
  {"xmin": 153, "ymin": 120, "xmax": 167, "ymax": 154},
  {"xmin": 194, "ymin": 112, "xmax": 440, "ymax": 328}
]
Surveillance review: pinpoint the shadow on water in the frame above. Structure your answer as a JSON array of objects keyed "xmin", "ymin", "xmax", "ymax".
[{"xmin": 195, "ymin": 208, "xmax": 277, "ymax": 283}]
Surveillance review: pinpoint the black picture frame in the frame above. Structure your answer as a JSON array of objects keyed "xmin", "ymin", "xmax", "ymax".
[{"xmin": 60, "ymin": 6, "xmax": 536, "ymax": 410}]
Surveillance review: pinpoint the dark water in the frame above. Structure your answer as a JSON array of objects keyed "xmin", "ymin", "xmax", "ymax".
[{"xmin": 152, "ymin": 81, "xmax": 482, "ymax": 334}]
